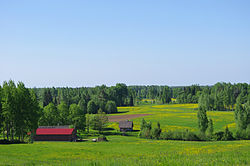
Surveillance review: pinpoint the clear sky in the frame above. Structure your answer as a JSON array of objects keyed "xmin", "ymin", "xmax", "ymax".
[{"xmin": 0, "ymin": 0, "xmax": 249, "ymax": 87}]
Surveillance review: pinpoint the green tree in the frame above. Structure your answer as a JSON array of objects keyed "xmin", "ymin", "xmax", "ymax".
[
  {"xmin": 197, "ymin": 94, "xmax": 209, "ymax": 134},
  {"xmin": 152, "ymin": 122, "xmax": 161, "ymax": 139},
  {"xmin": 39, "ymin": 103, "xmax": 59, "ymax": 126},
  {"xmin": 160, "ymin": 86, "xmax": 171, "ymax": 104},
  {"xmin": 1, "ymin": 81, "xmax": 40, "ymax": 141},
  {"xmin": 69, "ymin": 104, "xmax": 85, "ymax": 131},
  {"xmin": 2, "ymin": 80, "xmax": 17, "ymax": 140},
  {"xmin": 105, "ymin": 100, "xmax": 117, "ymax": 114},
  {"xmin": 0, "ymin": 86, "xmax": 3, "ymax": 138},
  {"xmin": 222, "ymin": 126, "xmax": 234, "ymax": 141},
  {"xmin": 113, "ymin": 83, "xmax": 128, "ymax": 106},
  {"xmin": 28, "ymin": 89, "xmax": 41, "ymax": 141},
  {"xmin": 78, "ymin": 98, "xmax": 87, "ymax": 114},
  {"xmin": 139, "ymin": 119, "xmax": 152, "ymax": 139},
  {"xmin": 140, "ymin": 118, "xmax": 146, "ymax": 131},
  {"xmin": 87, "ymin": 100, "xmax": 98, "ymax": 114},
  {"xmin": 42, "ymin": 89, "xmax": 53, "ymax": 107},
  {"xmin": 207, "ymin": 119, "xmax": 214, "ymax": 137},
  {"xmin": 90, "ymin": 109, "xmax": 108, "ymax": 133},
  {"xmin": 57, "ymin": 102, "xmax": 69, "ymax": 125},
  {"xmin": 85, "ymin": 113, "xmax": 94, "ymax": 133},
  {"xmin": 235, "ymin": 96, "xmax": 248, "ymax": 130}
]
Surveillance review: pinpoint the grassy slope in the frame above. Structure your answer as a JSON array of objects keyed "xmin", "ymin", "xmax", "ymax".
[
  {"xmin": 0, "ymin": 136, "xmax": 249, "ymax": 165},
  {"xmin": 0, "ymin": 103, "xmax": 249, "ymax": 165},
  {"xmin": 110, "ymin": 104, "xmax": 235, "ymax": 132}
]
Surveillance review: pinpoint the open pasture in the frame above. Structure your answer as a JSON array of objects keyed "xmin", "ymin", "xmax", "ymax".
[
  {"xmin": 109, "ymin": 104, "xmax": 235, "ymax": 132},
  {"xmin": 0, "ymin": 136, "xmax": 249, "ymax": 165},
  {"xmin": 0, "ymin": 103, "xmax": 247, "ymax": 165}
]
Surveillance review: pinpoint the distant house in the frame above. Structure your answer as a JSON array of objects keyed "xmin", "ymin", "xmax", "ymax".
[
  {"xmin": 119, "ymin": 120, "xmax": 133, "ymax": 132},
  {"xmin": 34, "ymin": 126, "xmax": 77, "ymax": 141}
]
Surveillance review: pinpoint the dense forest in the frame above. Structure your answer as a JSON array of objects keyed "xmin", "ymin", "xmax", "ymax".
[
  {"xmin": 34, "ymin": 82, "xmax": 249, "ymax": 111},
  {"xmin": 0, "ymin": 80, "xmax": 249, "ymax": 141}
]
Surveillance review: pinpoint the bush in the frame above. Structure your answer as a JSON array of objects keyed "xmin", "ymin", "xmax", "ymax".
[
  {"xmin": 221, "ymin": 127, "xmax": 234, "ymax": 141},
  {"xmin": 183, "ymin": 130, "xmax": 200, "ymax": 141},
  {"xmin": 160, "ymin": 130, "xmax": 200, "ymax": 141},
  {"xmin": 139, "ymin": 119, "xmax": 152, "ymax": 139},
  {"xmin": 151, "ymin": 122, "xmax": 161, "ymax": 139},
  {"xmin": 214, "ymin": 131, "xmax": 224, "ymax": 141},
  {"xmin": 246, "ymin": 125, "xmax": 250, "ymax": 139},
  {"xmin": 97, "ymin": 135, "xmax": 108, "ymax": 142},
  {"xmin": 235, "ymin": 130, "xmax": 247, "ymax": 140}
]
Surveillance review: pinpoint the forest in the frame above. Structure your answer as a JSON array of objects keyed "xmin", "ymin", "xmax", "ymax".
[{"xmin": 0, "ymin": 80, "xmax": 249, "ymax": 142}]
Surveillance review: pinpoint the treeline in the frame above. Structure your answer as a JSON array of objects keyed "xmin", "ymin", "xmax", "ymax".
[
  {"xmin": 34, "ymin": 83, "xmax": 132, "ymax": 115},
  {"xmin": 0, "ymin": 81, "xmax": 40, "ymax": 141},
  {"xmin": 34, "ymin": 83, "xmax": 250, "ymax": 111},
  {"xmin": 132, "ymin": 83, "xmax": 249, "ymax": 111},
  {"xmin": 198, "ymin": 83, "xmax": 250, "ymax": 111}
]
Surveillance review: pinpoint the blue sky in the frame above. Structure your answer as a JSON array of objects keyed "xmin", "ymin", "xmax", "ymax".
[{"xmin": 0, "ymin": 0, "xmax": 249, "ymax": 87}]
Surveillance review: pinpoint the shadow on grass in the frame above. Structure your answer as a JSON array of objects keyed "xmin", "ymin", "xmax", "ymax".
[
  {"xmin": 103, "ymin": 128, "xmax": 115, "ymax": 131},
  {"xmin": 0, "ymin": 140, "xmax": 27, "ymax": 145},
  {"xmin": 76, "ymin": 139, "xmax": 89, "ymax": 142},
  {"xmin": 112, "ymin": 111, "xmax": 129, "ymax": 114},
  {"xmin": 102, "ymin": 130, "xmax": 140, "ymax": 137}
]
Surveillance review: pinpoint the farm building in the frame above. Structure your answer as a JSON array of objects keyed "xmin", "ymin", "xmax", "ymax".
[
  {"xmin": 119, "ymin": 120, "xmax": 133, "ymax": 132},
  {"xmin": 34, "ymin": 126, "xmax": 77, "ymax": 141}
]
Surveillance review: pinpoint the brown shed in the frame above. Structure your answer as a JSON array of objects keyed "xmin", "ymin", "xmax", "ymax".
[
  {"xmin": 34, "ymin": 126, "xmax": 77, "ymax": 141},
  {"xmin": 119, "ymin": 120, "xmax": 133, "ymax": 132}
]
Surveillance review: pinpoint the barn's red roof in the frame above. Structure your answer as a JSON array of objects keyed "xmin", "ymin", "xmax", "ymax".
[{"xmin": 36, "ymin": 128, "xmax": 74, "ymax": 135}]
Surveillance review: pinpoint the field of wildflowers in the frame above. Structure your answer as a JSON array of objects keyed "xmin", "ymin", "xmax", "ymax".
[{"xmin": 0, "ymin": 103, "xmax": 247, "ymax": 165}]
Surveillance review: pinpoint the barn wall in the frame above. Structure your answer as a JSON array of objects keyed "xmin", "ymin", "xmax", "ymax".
[{"xmin": 35, "ymin": 134, "xmax": 75, "ymax": 141}]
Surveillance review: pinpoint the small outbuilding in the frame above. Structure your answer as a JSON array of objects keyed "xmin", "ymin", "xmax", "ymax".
[
  {"xmin": 34, "ymin": 126, "xmax": 77, "ymax": 142},
  {"xmin": 119, "ymin": 120, "xmax": 133, "ymax": 132}
]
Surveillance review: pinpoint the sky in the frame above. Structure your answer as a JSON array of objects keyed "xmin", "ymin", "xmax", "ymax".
[{"xmin": 0, "ymin": 0, "xmax": 249, "ymax": 87}]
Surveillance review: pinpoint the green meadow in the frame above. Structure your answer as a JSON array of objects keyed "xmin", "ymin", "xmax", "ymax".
[
  {"xmin": 110, "ymin": 104, "xmax": 235, "ymax": 132},
  {"xmin": 0, "ymin": 104, "xmax": 249, "ymax": 165}
]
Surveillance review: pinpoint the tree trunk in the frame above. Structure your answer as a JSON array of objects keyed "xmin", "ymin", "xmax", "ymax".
[
  {"xmin": 11, "ymin": 127, "xmax": 14, "ymax": 141},
  {"xmin": 6, "ymin": 124, "xmax": 9, "ymax": 141},
  {"xmin": 3, "ymin": 130, "xmax": 5, "ymax": 140}
]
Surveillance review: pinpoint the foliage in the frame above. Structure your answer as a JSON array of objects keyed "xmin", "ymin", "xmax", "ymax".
[
  {"xmin": 138, "ymin": 119, "xmax": 152, "ymax": 139},
  {"xmin": 42, "ymin": 88, "xmax": 53, "ymax": 107},
  {"xmin": 234, "ymin": 96, "xmax": 250, "ymax": 140},
  {"xmin": 90, "ymin": 110, "xmax": 108, "ymax": 133},
  {"xmin": 151, "ymin": 122, "xmax": 161, "ymax": 139},
  {"xmin": 0, "ymin": 80, "xmax": 40, "ymax": 142},
  {"xmin": 105, "ymin": 100, "xmax": 117, "ymax": 114},
  {"xmin": 87, "ymin": 100, "xmax": 98, "ymax": 114},
  {"xmin": 160, "ymin": 130, "xmax": 200, "ymax": 141},
  {"xmin": 214, "ymin": 131, "xmax": 225, "ymax": 141},
  {"xmin": 197, "ymin": 94, "xmax": 209, "ymax": 134},
  {"xmin": 222, "ymin": 126, "xmax": 234, "ymax": 141},
  {"xmin": 207, "ymin": 119, "xmax": 214, "ymax": 137},
  {"xmin": 69, "ymin": 104, "xmax": 85, "ymax": 131}
]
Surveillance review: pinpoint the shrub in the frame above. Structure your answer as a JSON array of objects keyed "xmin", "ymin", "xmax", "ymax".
[
  {"xmin": 246, "ymin": 124, "xmax": 250, "ymax": 139},
  {"xmin": 213, "ymin": 131, "xmax": 224, "ymax": 141},
  {"xmin": 139, "ymin": 119, "xmax": 152, "ymax": 139},
  {"xmin": 151, "ymin": 122, "xmax": 161, "ymax": 139},
  {"xmin": 97, "ymin": 135, "xmax": 108, "ymax": 142},
  {"xmin": 160, "ymin": 130, "xmax": 200, "ymax": 141},
  {"xmin": 183, "ymin": 130, "xmax": 200, "ymax": 141},
  {"xmin": 235, "ymin": 129, "xmax": 247, "ymax": 140},
  {"xmin": 221, "ymin": 126, "xmax": 234, "ymax": 141}
]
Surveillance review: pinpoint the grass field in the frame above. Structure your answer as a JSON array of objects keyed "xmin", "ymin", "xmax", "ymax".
[
  {"xmin": 0, "ymin": 103, "xmax": 249, "ymax": 165},
  {"xmin": 109, "ymin": 104, "xmax": 235, "ymax": 132}
]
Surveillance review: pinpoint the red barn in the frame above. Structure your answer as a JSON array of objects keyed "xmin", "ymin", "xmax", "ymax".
[{"xmin": 34, "ymin": 126, "xmax": 77, "ymax": 141}]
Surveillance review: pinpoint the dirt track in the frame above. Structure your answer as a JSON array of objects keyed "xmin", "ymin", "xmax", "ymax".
[{"xmin": 108, "ymin": 114, "xmax": 151, "ymax": 122}]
